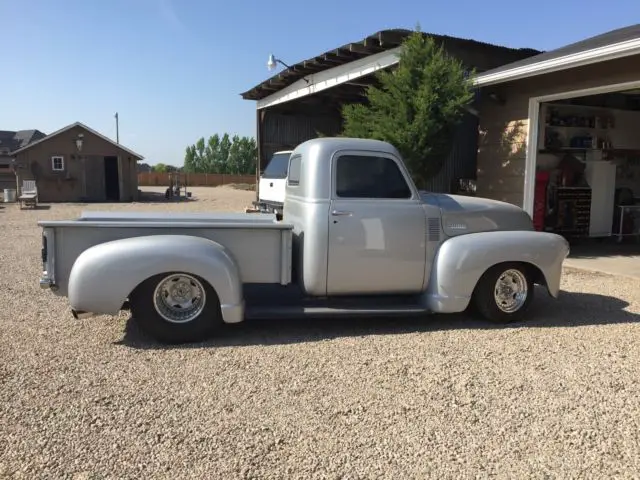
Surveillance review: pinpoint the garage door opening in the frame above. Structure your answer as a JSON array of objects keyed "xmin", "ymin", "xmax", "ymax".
[{"xmin": 528, "ymin": 84, "xmax": 640, "ymax": 252}]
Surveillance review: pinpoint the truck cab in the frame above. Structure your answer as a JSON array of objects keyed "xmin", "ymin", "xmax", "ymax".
[{"xmin": 283, "ymin": 138, "xmax": 436, "ymax": 297}]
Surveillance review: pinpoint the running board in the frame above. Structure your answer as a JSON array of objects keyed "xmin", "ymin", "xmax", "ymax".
[{"xmin": 244, "ymin": 304, "xmax": 429, "ymax": 320}]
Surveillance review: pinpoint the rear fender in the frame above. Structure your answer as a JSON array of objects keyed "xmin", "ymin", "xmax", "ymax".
[
  {"xmin": 68, "ymin": 235, "xmax": 243, "ymax": 323},
  {"xmin": 424, "ymin": 231, "xmax": 570, "ymax": 313}
]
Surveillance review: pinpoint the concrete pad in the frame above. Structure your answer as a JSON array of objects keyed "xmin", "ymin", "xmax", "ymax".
[{"xmin": 564, "ymin": 240, "xmax": 640, "ymax": 279}]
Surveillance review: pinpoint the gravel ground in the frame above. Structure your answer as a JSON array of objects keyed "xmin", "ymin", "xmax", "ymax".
[{"xmin": 1, "ymin": 186, "xmax": 640, "ymax": 479}]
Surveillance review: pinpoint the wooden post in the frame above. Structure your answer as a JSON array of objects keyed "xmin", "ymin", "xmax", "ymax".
[{"xmin": 255, "ymin": 109, "xmax": 264, "ymax": 202}]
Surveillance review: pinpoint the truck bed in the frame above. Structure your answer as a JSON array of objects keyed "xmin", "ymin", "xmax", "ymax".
[
  {"xmin": 39, "ymin": 212, "xmax": 293, "ymax": 296},
  {"xmin": 77, "ymin": 211, "xmax": 280, "ymax": 224}
]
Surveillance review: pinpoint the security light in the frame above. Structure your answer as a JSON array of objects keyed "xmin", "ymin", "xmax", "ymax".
[
  {"xmin": 267, "ymin": 54, "xmax": 278, "ymax": 71},
  {"xmin": 267, "ymin": 54, "xmax": 291, "ymax": 71},
  {"xmin": 75, "ymin": 133, "xmax": 84, "ymax": 152}
]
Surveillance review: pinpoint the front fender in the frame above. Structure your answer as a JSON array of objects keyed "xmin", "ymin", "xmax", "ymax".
[
  {"xmin": 68, "ymin": 235, "xmax": 243, "ymax": 323},
  {"xmin": 424, "ymin": 231, "xmax": 570, "ymax": 313}
]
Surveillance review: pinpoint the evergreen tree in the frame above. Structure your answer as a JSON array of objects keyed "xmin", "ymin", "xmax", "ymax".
[{"xmin": 341, "ymin": 28, "xmax": 475, "ymax": 189}]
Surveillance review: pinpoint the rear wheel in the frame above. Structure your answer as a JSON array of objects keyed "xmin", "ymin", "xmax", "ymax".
[
  {"xmin": 129, "ymin": 272, "xmax": 222, "ymax": 343},
  {"xmin": 472, "ymin": 263, "xmax": 534, "ymax": 324}
]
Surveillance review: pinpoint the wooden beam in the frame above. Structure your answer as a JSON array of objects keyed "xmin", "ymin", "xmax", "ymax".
[
  {"xmin": 378, "ymin": 30, "xmax": 409, "ymax": 46},
  {"xmin": 363, "ymin": 36, "xmax": 381, "ymax": 49},
  {"xmin": 332, "ymin": 48, "xmax": 359, "ymax": 59},
  {"xmin": 348, "ymin": 43, "xmax": 370, "ymax": 54},
  {"xmin": 301, "ymin": 61, "xmax": 325, "ymax": 71},
  {"xmin": 321, "ymin": 55, "xmax": 344, "ymax": 65},
  {"xmin": 255, "ymin": 109, "xmax": 264, "ymax": 201}
]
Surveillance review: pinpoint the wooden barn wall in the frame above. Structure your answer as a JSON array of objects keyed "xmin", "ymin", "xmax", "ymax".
[
  {"xmin": 421, "ymin": 111, "xmax": 480, "ymax": 194},
  {"xmin": 259, "ymin": 110, "xmax": 342, "ymax": 170}
]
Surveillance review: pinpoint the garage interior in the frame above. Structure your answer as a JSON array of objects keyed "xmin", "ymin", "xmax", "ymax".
[{"xmin": 532, "ymin": 87, "xmax": 640, "ymax": 248}]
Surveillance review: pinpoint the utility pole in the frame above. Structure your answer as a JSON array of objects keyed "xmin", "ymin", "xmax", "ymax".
[{"xmin": 115, "ymin": 112, "xmax": 119, "ymax": 144}]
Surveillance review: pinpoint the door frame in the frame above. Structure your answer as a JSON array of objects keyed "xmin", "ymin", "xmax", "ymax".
[
  {"xmin": 325, "ymin": 148, "xmax": 426, "ymax": 295},
  {"xmin": 524, "ymin": 78, "xmax": 640, "ymax": 216}
]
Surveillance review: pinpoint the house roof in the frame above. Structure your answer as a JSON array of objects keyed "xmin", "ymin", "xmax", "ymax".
[
  {"xmin": 475, "ymin": 23, "xmax": 640, "ymax": 86},
  {"xmin": 0, "ymin": 129, "xmax": 46, "ymax": 153},
  {"xmin": 9, "ymin": 121, "xmax": 144, "ymax": 160},
  {"xmin": 241, "ymin": 28, "xmax": 541, "ymax": 101}
]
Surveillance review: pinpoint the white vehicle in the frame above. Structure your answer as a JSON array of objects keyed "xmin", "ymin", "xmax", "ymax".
[{"xmin": 253, "ymin": 150, "xmax": 292, "ymax": 218}]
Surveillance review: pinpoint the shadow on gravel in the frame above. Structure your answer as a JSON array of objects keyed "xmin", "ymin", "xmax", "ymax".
[
  {"xmin": 568, "ymin": 240, "xmax": 640, "ymax": 259},
  {"xmin": 19, "ymin": 204, "xmax": 51, "ymax": 210},
  {"xmin": 116, "ymin": 286, "xmax": 640, "ymax": 350},
  {"xmin": 137, "ymin": 190, "xmax": 197, "ymax": 203}
]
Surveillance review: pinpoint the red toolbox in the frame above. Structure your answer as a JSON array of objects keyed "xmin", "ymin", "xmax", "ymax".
[{"xmin": 533, "ymin": 171, "xmax": 550, "ymax": 231}]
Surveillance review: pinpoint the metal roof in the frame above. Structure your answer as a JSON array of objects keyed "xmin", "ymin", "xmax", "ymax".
[{"xmin": 241, "ymin": 29, "xmax": 541, "ymax": 101}]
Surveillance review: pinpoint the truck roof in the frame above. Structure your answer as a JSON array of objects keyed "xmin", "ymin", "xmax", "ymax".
[{"xmin": 292, "ymin": 137, "xmax": 400, "ymax": 158}]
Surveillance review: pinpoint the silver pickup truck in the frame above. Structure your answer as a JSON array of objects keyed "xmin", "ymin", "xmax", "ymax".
[{"xmin": 38, "ymin": 137, "xmax": 570, "ymax": 343}]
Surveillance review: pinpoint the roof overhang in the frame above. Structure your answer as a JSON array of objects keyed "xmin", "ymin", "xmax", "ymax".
[
  {"xmin": 475, "ymin": 36, "xmax": 640, "ymax": 87},
  {"xmin": 257, "ymin": 47, "xmax": 401, "ymax": 110},
  {"xmin": 10, "ymin": 121, "xmax": 144, "ymax": 160}
]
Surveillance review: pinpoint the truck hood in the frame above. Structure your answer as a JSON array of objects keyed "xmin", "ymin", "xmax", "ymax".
[{"xmin": 421, "ymin": 192, "xmax": 534, "ymax": 237}]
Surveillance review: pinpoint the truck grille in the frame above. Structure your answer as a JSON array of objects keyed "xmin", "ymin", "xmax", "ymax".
[{"xmin": 427, "ymin": 217, "xmax": 440, "ymax": 242}]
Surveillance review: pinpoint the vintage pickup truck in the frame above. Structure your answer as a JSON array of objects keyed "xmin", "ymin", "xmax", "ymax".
[{"xmin": 38, "ymin": 137, "xmax": 570, "ymax": 343}]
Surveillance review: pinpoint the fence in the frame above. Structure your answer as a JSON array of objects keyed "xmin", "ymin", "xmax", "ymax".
[{"xmin": 138, "ymin": 172, "xmax": 256, "ymax": 187}]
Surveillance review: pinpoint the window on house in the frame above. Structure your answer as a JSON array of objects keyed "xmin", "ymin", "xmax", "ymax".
[{"xmin": 51, "ymin": 156, "xmax": 64, "ymax": 171}]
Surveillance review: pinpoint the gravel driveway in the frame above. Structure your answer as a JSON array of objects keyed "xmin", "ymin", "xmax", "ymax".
[{"xmin": 1, "ymin": 187, "xmax": 640, "ymax": 479}]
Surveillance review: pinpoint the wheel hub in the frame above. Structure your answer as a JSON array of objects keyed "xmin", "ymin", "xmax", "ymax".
[
  {"xmin": 153, "ymin": 273, "xmax": 206, "ymax": 324},
  {"xmin": 494, "ymin": 269, "xmax": 528, "ymax": 313}
]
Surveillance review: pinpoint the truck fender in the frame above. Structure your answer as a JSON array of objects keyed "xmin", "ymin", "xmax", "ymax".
[
  {"xmin": 68, "ymin": 234, "xmax": 243, "ymax": 323},
  {"xmin": 424, "ymin": 231, "xmax": 570, "ymax": 313}
]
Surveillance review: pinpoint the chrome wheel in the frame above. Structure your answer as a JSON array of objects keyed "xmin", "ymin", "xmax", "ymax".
[
  {"xmin": 152, "ymin": 273, "xmax": 206, "ymax": 324},
  {"xmin": 494, "ymin": 269, "xmax": 528, "ymax": 313}
]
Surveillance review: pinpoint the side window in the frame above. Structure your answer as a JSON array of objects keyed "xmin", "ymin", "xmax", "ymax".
[
  {"xmin": 51, "ymin": 156, "xmax": 65, "ymax": 171},
  {"xmin": 287, "ymin": 155, "xmax": 301, "ymax": 186},
  {"xmin": 335, "ymin": 154, "xmax": 412, "ymax": 199}
]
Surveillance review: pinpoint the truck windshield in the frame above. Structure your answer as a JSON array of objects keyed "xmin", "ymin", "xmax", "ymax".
[{"xmin": 262, "ymin": 152, "xmax": 291, "ymax": 179}]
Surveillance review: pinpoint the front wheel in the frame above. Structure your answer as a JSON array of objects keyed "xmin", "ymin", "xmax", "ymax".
[
  {"xmin": 129, "ymin": 272, "xmax": 223, "ymax": 344},
  {"xmin": 472, "ymin": 263, "xmax": 534, "ymax": 324}
]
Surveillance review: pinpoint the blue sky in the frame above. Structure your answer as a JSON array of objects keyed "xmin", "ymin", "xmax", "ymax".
[{"xmin": 2, "ymin": 0, "xmax": 638, "ymax": 166}]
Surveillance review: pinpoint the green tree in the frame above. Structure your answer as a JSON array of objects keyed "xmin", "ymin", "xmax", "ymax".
[
  {"xmin": 227, "ymin": 134, "xmax": 242, "ymax": 173},
  {"xmin": 341, "ymin": 28, "xmax": 475, "ymax": 189},
  {"xmin": 218, "ymin": 134, "xmax": 232, "ymax": 174},
  {"xmin": 236, "ymin": 136, "xmax": 257, "ymax": 175},
  {"xmin": 183, "ymin": 133, "xmax": 258, "ymax": 175}
]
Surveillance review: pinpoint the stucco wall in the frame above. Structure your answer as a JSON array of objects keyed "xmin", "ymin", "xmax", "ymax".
[{"xmin": 476, "ymin": 54, "xmax": 640, "ymax": 207}]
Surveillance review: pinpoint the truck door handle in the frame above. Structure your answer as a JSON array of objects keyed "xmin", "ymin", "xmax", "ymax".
[{"xmin": 331, "ymin": 210, "xmax": 352, "ymax": 217}]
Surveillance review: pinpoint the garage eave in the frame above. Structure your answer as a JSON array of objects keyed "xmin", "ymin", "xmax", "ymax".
[
  {"xmin": 256, "ymin": 47, "xmax": 402, "ymax": 110},
  {"xmin": 475, "ymin": 37, "xmax": 640, "ymax": 87}
]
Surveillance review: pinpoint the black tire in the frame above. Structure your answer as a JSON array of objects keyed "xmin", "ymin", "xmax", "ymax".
[
  {"xmin": 129, "ymin": 272, "xmax": 223, "ymax": 344},
  {"xmin": 472, "ymin": 262, "xmax": 534, "ymax": 324}
]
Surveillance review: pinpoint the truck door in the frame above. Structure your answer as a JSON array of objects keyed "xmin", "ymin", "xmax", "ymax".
[{"xmin": 326, "ymin": 151, "xmax": 427, "ymax": 295}]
